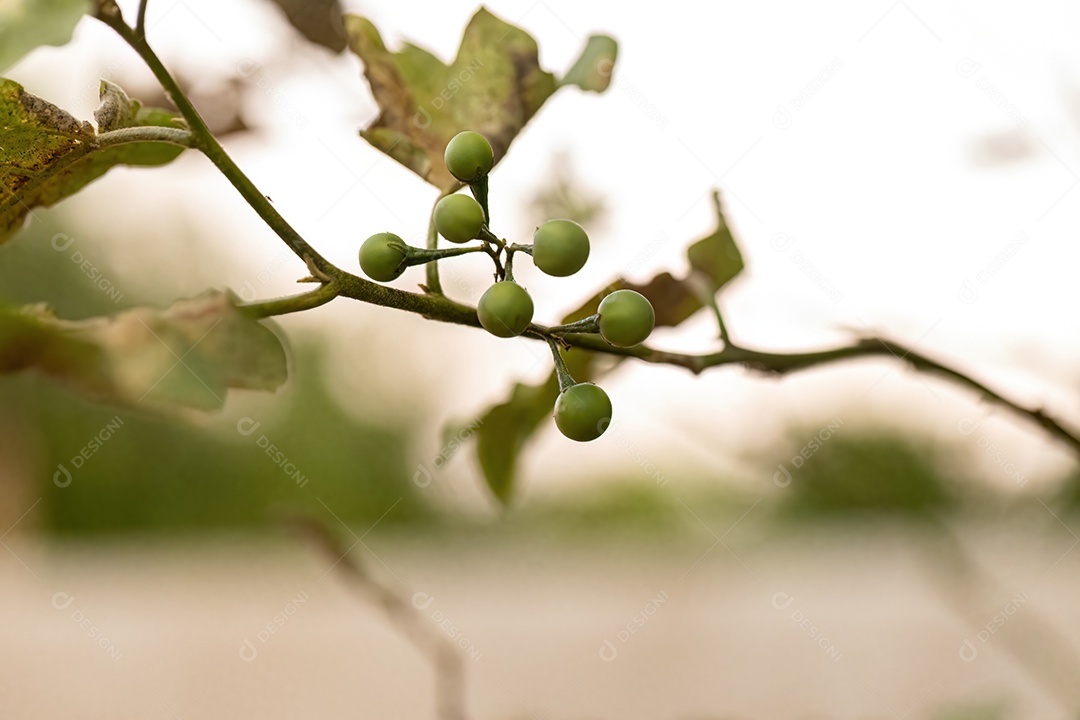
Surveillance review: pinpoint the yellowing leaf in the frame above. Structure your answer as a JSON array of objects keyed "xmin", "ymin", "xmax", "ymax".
[
  {"xmin": 346, "ymin": 8, "xmax": 617, "ymax": 188},
  {"xmin": 0, "ymin": 78, "xmax": 186, "ymax": 244}
]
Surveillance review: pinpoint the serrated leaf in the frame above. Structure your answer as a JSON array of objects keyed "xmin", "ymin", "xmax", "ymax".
[
  {"xmin": 686, "ymin": 190, "xmax": 744, "ymax": 291},
  {"xmin": 0, "ymin": 0, "xmax": 86, "ymax": 72},
  {"xmin": 345, "ymin": 8, "xmax": 616, "ymax": 189},
  {"xmin": 264, "ymin": 0, "xmax": 346, "ymax": 53},
  {"xmin": 0, "ymin": 291, "xmax": 288, "ymax": 410},
  {"xmin": 0, "ymin": 78, "xmax": 186, "ymax": 244},
  {"xmin": 560, "ymin": 35, "xmax": 618, "ymax": 92}
]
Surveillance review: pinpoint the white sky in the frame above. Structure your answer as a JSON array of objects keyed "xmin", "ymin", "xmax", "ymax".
[{"xmin": 9, "ymin": 0, "xmax": 1080, "ymax": 504}]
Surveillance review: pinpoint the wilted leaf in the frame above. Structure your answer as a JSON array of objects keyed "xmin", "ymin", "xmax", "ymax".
[
  {"xmin": 0, "ymin": 291, "xmax": 288, "ymax": 410},
  {"xmin": 345, "ymin": 8, "xmax": 617, "ymax": 188},
  {"xmin": 94, "ymin": 80, "xmax": 135, "ymax": 132},
  {"xmin": 0, "ymin": 0, "xmax": 86, "ymax": 72},
  {"xmin": 559, "ymin": 35, "xmax": 618, "ymax": 93},
  {"xmin": 265, "ymin": 0, "xmax": 346, "ymax": 52},
  {"xmin": 687, "ymin": 190, "xmax": 744, "ymax": 291},
  {"xmin": 0, "ymin": 79, "xmax": 187, "ymax": 244}
]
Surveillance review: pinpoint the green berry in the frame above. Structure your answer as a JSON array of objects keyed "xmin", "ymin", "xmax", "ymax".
[
  {"xmin": 445, "ymin": 131, "xmax": 493, "ymax": 183},
  {"xmin": 598, "ymin": 290, "xmax": 655, "ymax": 347},
  {"xmin": 477, "ymin": 281, "xmax": 533, "ymax": 338},
  {"xmin": 434, "ymin": 194, "xmax": 485, "ymax": 244},
  {"xmin": 554, "ymin": 383, "xmax": 612, "ymax": 442},
  {"xmin": 532, "ymin": 219, "xmax": 589, "ymax": 277},
  {"xmin": 359, "ymin": 232, "xmax": 408, "ymax": 282}
]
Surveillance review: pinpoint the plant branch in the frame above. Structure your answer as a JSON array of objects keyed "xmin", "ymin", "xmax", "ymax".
[
  {"xmin": 135, "ymin": 0, "xmax": 149, "ymax": 38},
  {"xmin": 247, "ymin": 272, "xmax": 1080, "ymax": 453},
  {"xmin": 570, "ymin": 333, "xmax": 1080, "ymax": 454},
  {"xmin": 94, "ymin": 7, "xmax": 334, "ymax": 274},
  {"xmin": 239, "ymin": 282, "xmax": 340, "ymax": 319},
  {"xmin": 95, "ymin": 125, "xmax": 194, "ymax": 149},
  {"xmin": 93, "ymin": 6, "xmax": 1080, "ymax": 457},
  {"xmin": 705, "ymin": 293, "xmax": 732, "ymax": 346},
  {"xmin": 291, "ymin": 517, "xmax": 468, "ymax": 720}
]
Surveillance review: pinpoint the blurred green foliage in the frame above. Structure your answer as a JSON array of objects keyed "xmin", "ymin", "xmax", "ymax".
[
  {"xmin": 0, "ymin": 218, "xmax": 426, "ymax": 535},
  {"xmin": 774, "ymin": 432, "xmax": 957, "ymax": 517},
  {"xmin": 526, "ymin": 151, "xmax": 608, "ymax": 228}
]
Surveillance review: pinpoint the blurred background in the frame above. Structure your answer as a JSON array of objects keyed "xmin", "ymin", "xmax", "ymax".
[{"xmin": 4, "ymin": 0, "xmax": 1080, "ymax": 718}]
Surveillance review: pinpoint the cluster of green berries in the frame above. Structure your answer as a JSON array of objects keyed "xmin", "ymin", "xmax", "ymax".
[{"xmin": 358, "ymin": 131, "xmax": 656, "ymax": 442}]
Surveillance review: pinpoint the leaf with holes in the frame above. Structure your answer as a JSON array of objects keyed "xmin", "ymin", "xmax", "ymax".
[
  {"xmin": 345, "ymin": 7, "xmax": 618, "ymax": 189},
  {"xmin": 0, "ymin": 78, "xmax": 187, "ymax": 245},
  {"xmin": 0, "ymin": 291, "xmax": 288, "ymax": 410}
]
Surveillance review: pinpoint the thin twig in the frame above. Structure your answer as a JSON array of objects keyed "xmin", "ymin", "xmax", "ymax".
[
  {"xmin": 924, "ymin": 518, "xmax": 1080, "ymax": 711},
  {"xmin": 95, "ymin": 125, "xmax": 194, "ymax": 148},
  {"xmin": 426, "ymin": 186, "xmax": 461, "ymax": 296},
  {"xmin": 291, "ymin": 517, "xmax": 468, "ymax": 720},
  {"xmin": 238, "ymin": 282, "xmax": 339, "ymax": 319},
  {"xmin": 135, "ymin": 0, "xmax": 149, "ymax": 38}
]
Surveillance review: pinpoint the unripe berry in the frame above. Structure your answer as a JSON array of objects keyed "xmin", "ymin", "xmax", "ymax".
[
  {"xmin": 444, "ymin": 131, "xmax": 494, "ymax": 183},
  {"xmin": 434, "ymin": 194, "xmax": 485, "ymax": 243},
  {"xmin": 359, "ymin": 232, "xmax": 408, "ymax": 282},
  {"xmin": 477, "ymin": 281, "xmax": 533, "ymax": 338},
  {"xmin": 598, "ymin": 290, "xmax": 655, "ymax": 347},
  {"xmin": 532, "ymin": 219, "xmax": 589, "ymax": 277},
  {"xmin": 554, "ymin": 383, "xmax": 612, "ymax": 442}
]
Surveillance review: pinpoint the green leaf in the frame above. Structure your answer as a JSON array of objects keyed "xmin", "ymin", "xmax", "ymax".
[
  {"xmin": 474, "ymin": 343, "xmax": 610, "ymax": 507},
  {"xmin": 0, "ymin": 0, "xmax": 86, "ymax": 72},
  {"xmin": 475, "ymin": 375, "xmax": 559, "ymax": 505},
  {"xmin": 686, "ymin": 190, "xmax": 744, "ymax": 291},
  {"xmin": 0, "ymin": 78, "xmax": 186, "ymax": 244},
  {"xmin": 345, "ymin": 8, "xmax": 617, "ymax": 189},
  {"xmin": 559, "ymin": 35, "xmax": 618, "ymax": 93},
  {"xmin": 0, "ymin": 291, "xmax": 288, "ymax": 410}
]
